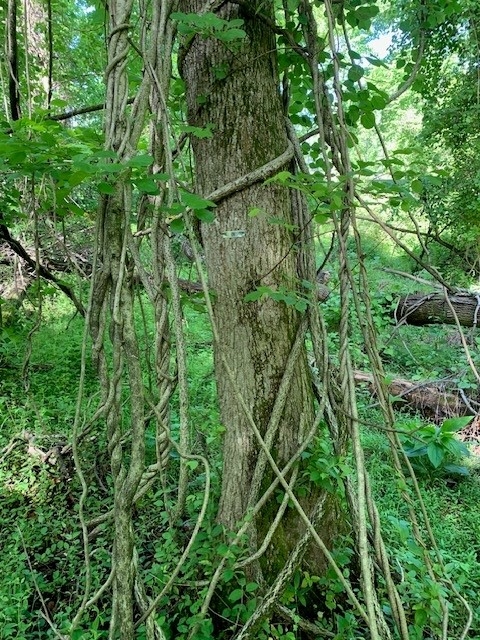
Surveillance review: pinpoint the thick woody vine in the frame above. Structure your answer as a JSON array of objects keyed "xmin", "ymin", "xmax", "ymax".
[{"xmin": 62, "ymin": 1, "xmax": 474, "ymax": 639}]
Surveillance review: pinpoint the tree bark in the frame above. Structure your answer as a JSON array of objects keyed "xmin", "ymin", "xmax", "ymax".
[
  {"xmin": 6, "ymin": 0, "xmax": 21, "ymax": 120},
  {"xmin": 354, "ymin": 371, "xmax": 476, "ymax": 421},
  {"xmin": 179, "ymin": 1, "xmax": 341, "ymax": 575},
  {"xmin": 395, "ymin": 292, "xmax": 480, "ymax": 327}
]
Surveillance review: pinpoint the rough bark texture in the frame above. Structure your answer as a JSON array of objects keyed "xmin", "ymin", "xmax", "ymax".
[
  {"xmin": 395, "ymin": 292, "xmax": 480, "ymax": 327},
  {"xmin": 179, "ymin": 1, "xmax": 327, "ymax": 558},
  {"xmin": 354, "ymin": 371, "xmax": 476, "ymax": 421}
]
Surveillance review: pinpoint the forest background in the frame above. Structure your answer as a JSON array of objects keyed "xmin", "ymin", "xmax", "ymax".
[{"xmin": 1, "ymin": 0, "xmax": 480, "ymax": 638}]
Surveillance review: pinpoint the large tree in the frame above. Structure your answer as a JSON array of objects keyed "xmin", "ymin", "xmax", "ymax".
[{"xmin": 178, "ymin": 0, "xmax": 342, "ymax": 571}]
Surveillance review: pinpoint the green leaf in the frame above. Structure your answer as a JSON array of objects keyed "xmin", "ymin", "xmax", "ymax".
[
  {"xmin": 152, "ymin": 173, "xmax": 170, "ymax": 182},
  {"xmin": 348, "ymin": 49, "xmax": 361, "ymax": 60},
  {"xmin": 222, "ymin": 569, "xmax": 235, "ymax": 582},
  {"xmin": 194, "ymin": 209, "xmax": 215, "ymax": 223},
  {"xmin": 404, "ymin": 445, "xmax": 428, "ymax": 458},
  {"xmin": 314, "ymin": 213, "xmax": 331, "ymax": 225},
  {"xmin": 414, "ymin": 606, "xmax": 428, "ymax": 627},
  {"xmin": 441, "ymin": 416, "xmax": 473, "ymax": 432},
  {"xmin": 268, "ymin": 216, "xmax": 297, "ymax": 230},
  {"xmin": 393, "ymin": 147, "xmax": 414, "ymax": 155},
  {"xmin": 8, "ymin": 151, "xmax": 27, "ymax": 163},
  {"xmin": 214, "ymin": 64, "xmax": 228, "ymax": 79},
  {"xmin": 348, "ymin": 65, "xmax": 364, "ymax": 82},
  {"xmin": 50, "ymin": 98, "xmax": 68, "ymax": 109},
  {"xmin": 179, "ymin": 124, "xmax": 214, "ymax": 139},
  {"xmin": 410, "ymin": 179, "xmax": 423, "ymax": 194},
  {"xmin": 427, "ymin": 442, "xmax": 445, "ymax": 468},
  {"xmin": 361, "ymin": 112, "xmax": 376, "ymax": 129},
  {"xmin": 347, "ymin": 103, "xmax": 361, "ymax": 121},
  {"xmin": 97, "ymin": 182, "xmax": 115, "ymax": 194},
  {"xmin": 245, "ymin": 581, "xmax": 260, "ymax": 593},
  {"xmin": 345, "ymin": 10, "xmax": 359, "ymax": 28},
  {"xmin": 218, "ymin": 28, "xmax": 246, "ymax": 42},
  {"xmin": 95, "ymin": 162, "xmax": 124, "ymax": 174},
  {"xmin": 357, "ymin": 4, "xmax": 379, "ymax": 19},
  {"xmin": 443, "ymin": 439, "xmax": 469, "ymax": 457},
  {"xmin": 265, "ymin": 170, "xmax": 292, "ymax": 184},
  {"xmin": 295, "ymin": 299, "xmax": 308, "ymax": 312},
  {"xmin": 181, "ymin": 191, "xmax": 217, "ymax": 210},
  {"xmin": 229, "ymin": 588, "xmax": 244, "ymax": 602},
  {"xmin": 90, "ymin": 149, "xmax": 119, "ymax": 159},
  {"xmin": 217, "ymin": 543, "xmax": 230, "ymax": 555},
  {"xmin": 365, "ymin": 56, "xmax": 388, "ymax": 68},
  {"xmin": 244, "ymin": 289, "xmax": 266, "ymax": 302},
  {"xmin": 370, "ymin": 94, "xmax": 387, "ymax": 110},
  {"xmin": 443, "ymin": 464, "xmax": 469, "ymax": 476},
  {"xmin": 68, "ymin": 169, "xmax": 90, "ymax": 187},
  {"xmin": 125, "ymin": 154, "xmax": 154, "ymax": 168},
  {"xmin": 134, "ymin": 178, "xmax": 161, "ymax": 194},
  {"xmin": 169, "ymin": 217, "xmax": 185, "ymax": 233}
]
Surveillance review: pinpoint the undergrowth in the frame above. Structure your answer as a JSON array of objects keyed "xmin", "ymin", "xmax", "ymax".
[{"xmin": 1, "ymin": 247, "xmax": 480, "ymax": 638}]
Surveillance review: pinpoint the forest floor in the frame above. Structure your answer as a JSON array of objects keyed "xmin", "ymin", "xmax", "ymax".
[{"xmin": 1, "ymin": 236, "xmax": 480, "ymax": 639}]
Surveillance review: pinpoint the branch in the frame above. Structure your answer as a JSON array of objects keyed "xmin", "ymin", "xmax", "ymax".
[
  {"xmin": 0, "ymin": 223, "xmax": 85, "ymax": 316},
  {"xmin": 48, "ymin": 98, "xmax": 132, "ymax": 122},
  {"xmin": 382, "ymin": 267, "xmax": 442, "ymax": 289},
  {"xmin": 206, "ymin": 140, "xmax": 294, "ymax": 203},
  {"xmin": 355, "ymin": 214, "xmax": 464, "ymax": 257},
  {"xmin": 386, "ymin": 33, "xmax": 425, "ymax": 104}
]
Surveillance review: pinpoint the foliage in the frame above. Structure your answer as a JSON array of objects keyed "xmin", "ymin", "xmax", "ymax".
[
  {"xmin": 3, "ymin": 257, "xmax": 480, "ymax": 637},
  {"xmin": 390, "ymin": 0, "xmax": 480, "ymax": 271},
  {"xmin": 1, "ymin": 0, "xmax": 480, "ymax": 636},
  {"xmin": 362, "ymin": 423, "xmax": 480, "ymax": 638},
  {"xmin": 398, "ymin": 416, "xmax": 472, "ymax": 476}
]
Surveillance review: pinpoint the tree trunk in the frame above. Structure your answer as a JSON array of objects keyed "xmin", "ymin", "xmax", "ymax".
[
  {"xmin": 395, "ymin": 292, "xmax": 480, "ymax": 326},
  {"xmin": 6, "ymin": 0, "xmax": 21, "ymax": 120},
  {"xmin": 179, "ymin": 1, "xmax": 341, "ymax": 574}
]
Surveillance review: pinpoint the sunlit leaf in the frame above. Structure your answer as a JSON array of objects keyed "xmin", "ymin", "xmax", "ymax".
[
  {"xmin": 441, "ymin": 416, "xmax": 473, "ymax": 432},
  {"xmin": 180, "ymin": 191, "xmax": 216, "ymax": 210}
]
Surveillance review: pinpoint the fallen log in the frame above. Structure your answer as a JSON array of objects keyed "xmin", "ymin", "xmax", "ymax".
[
  {"xmin": 394, "ymin": 291, "xmax": 480, "ymax": 327},
  {"xmin": 354, "ymin": 370, "xmax": 478, "ymax": 421}
]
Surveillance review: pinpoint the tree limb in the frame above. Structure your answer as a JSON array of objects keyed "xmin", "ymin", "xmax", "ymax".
[
  {"xmin": 386, "ymin": 33, "xmax": 425, "ymax": 104},
  {"xmin": 0, "ymin": 223, "xmax": 85, "ymax": 315}
]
